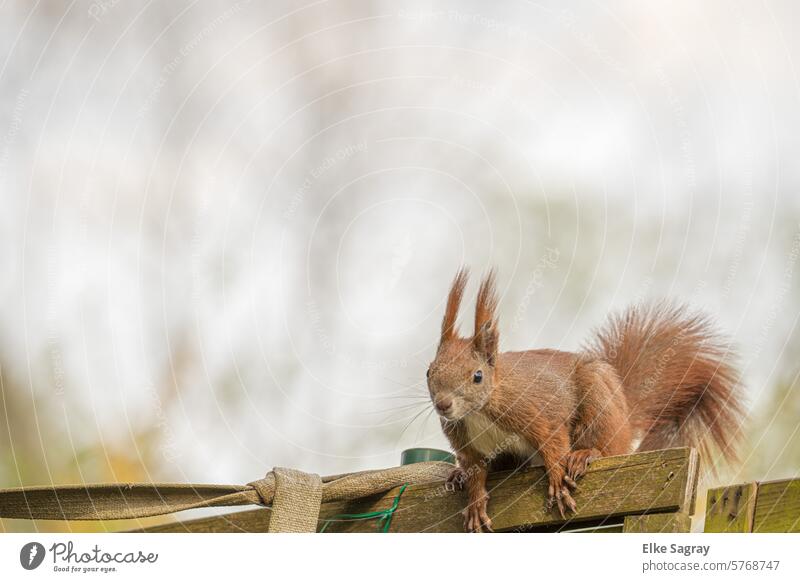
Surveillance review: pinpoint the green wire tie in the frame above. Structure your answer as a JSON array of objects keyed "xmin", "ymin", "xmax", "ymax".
[{"xmin": 319, "ymin": 483, "xmax": 409, "ymax": 533}]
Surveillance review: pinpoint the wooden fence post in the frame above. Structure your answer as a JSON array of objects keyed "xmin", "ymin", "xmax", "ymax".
[{"xmin": 704, "ymin": 483, "xmax": 757, "ymax": 532}]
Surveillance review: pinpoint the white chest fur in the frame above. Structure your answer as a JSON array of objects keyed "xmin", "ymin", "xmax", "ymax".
[{"xmin": 462, "ymin": 413, "xmax": 542, "ymax": 465}]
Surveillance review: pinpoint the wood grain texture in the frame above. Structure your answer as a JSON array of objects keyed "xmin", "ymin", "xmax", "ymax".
[
  {"xmin": 624, "ymin": 512, "xmax": 692, "ymax": 533},
  {"xmin": 704, "ymin": 483, "xmax": 757, "ymax": 533},
  {"xmin": 135, "ymin": 447, "xmax": 698, "ymax": 533},
  {"xmin": 753, "ymin": 479, "xmax": 800, "ymax": 533}
]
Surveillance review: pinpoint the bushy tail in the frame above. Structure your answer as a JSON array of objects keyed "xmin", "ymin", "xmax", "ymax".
[{"xmin": 585, "ymin": 302, "xmax": 746, "ymax": 467}]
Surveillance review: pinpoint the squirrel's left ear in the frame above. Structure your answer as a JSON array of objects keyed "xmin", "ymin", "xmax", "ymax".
[{"xmin": 473, "ymin": 270, "xmax": 499, "ymax": 366}]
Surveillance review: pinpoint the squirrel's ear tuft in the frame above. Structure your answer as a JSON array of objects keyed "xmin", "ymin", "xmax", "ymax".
[
  {"xmin": 474, "ymin": 269, "xmax": 499, "ymax": 365},
  {"xmin": 441, "ymin": 267, "xmax": 469, "ymax": 343}
]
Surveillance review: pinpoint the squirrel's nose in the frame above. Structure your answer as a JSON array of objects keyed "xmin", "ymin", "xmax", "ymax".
[{"xmin": 434, "ymin": 396, "xmax": 453, "ymax": 415}]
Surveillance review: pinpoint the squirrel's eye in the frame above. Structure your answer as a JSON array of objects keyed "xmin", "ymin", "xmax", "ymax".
[
  {"xmin": 426, "ymin": 368, "xmax": 431, "ymax": 378},
  {"xmin": 473, "ymin": 370, "xmax": 483, "ymax": 383}
]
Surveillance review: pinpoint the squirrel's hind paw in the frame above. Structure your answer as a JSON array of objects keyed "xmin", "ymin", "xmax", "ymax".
[{"xmin": 565, "ymin": 448, "xmax": 600, "ymax": 482}]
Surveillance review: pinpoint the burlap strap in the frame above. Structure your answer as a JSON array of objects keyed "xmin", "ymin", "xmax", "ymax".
[
  {"xmin": 0, "ymin": 461, "xmax": 453, "ymax": 532},
  {"xmin": 259, "ymin": 467, "xmax": 322, "ymax": 533}
]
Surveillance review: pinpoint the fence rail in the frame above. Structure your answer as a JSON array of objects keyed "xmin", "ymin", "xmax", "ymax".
[
  {"xmin": 138, "ymin": 447, "xmax": 699, "ymax": 533},
  {"xmin": 5, "ymin": 446, "xmax": 799, "ymax": 532}
]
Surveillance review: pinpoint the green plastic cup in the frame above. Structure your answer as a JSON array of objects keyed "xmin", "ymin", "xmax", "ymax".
[{"xmin": 400, "ymin": 448, "xmax": 455, "ymax": 465}]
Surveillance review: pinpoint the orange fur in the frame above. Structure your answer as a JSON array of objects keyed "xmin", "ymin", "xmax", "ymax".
[
  {"xmin": 473, "ymin": 270, "xmax": 499, "ymax": 365},
  {"xmin": 441, "ymin": 267, "xmax": 469, "ymax": 342},
  {"xmin": 584, "ymin": 301, "xmax": 745, "ymax": 467},
  {"xmin": 427, "ymin": 268, "xmax": 746, "ymax": 532}
]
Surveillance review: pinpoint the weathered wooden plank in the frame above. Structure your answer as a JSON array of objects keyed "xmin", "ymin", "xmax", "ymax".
[
  {"xmin": 624, "ymin": 512, "xmax": 692, "ymax": 533},
  {"xmin": 704, "ymin": 483, "xmax": 757, "ymax": 533},
  {"xmin": 752, "ymin": 479, "xmax": 800, "ymax": 533},
  {"xmin": 136, "ymin": 447, "xmax": 698, "ymax": 533},
  {"xmin": 137, "ymin": 509, "xmax": 268, "ymax": 533}
]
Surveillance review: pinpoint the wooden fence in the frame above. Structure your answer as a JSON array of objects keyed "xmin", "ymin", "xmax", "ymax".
[
  {"xmin": 3, "ymin": 446, "xmax": 797, "ymax": 532},
  {"xmin": 705, "ymin": 478, "xmax": 800, "ymax": 533},
  {"xmin": 138, "ymin": 447, "xmax": 701, "ymax": 533}
]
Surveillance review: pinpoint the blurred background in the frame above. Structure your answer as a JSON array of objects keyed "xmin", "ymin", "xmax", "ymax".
[{"xmin": 1, "ymin": 0, "xmax": 799, "ymax": 532}]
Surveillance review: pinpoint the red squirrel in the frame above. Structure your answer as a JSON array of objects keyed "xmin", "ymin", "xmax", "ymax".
[{"xmin": 427, "ymin": 268, "xmax": 745, "ymax": 532}]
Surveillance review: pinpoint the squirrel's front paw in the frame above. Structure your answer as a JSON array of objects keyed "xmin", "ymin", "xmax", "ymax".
[
  {"xmin": 463, "ymin": 494, "xmax": 493, "ymax": 533},
  {"xmin": 546, "ymin": 474, "xmax": 577, "ymax": 519},
  {"xmin": 445, "ymin": 466, "xmax": 467, "ymax": 491}
]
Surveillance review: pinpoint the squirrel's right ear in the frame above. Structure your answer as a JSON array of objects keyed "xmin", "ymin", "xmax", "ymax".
[{"xmin": 440, "ymin": 267, "xmax": 469, "ymax": 343}]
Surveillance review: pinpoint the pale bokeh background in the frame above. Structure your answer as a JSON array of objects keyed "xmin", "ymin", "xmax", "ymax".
[{"xmin": 1, "ymin": 0, "xmax": 799, "ymax": 531}]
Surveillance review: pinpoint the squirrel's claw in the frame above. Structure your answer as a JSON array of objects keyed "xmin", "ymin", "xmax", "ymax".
[
  {"xmin": 547, "ymin": 479, "xmax": 578, "ymax": 519},
  {"xmin": 565, "ymin": 448, "xmax": 599, "ymax": 483},
  {"xmin": 463, "ymin": 495, "xmax": 493, "ymax": 532},
  {"xmin": 445, "ymin": 467, "xmax": 467, "ymax": 492}
]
